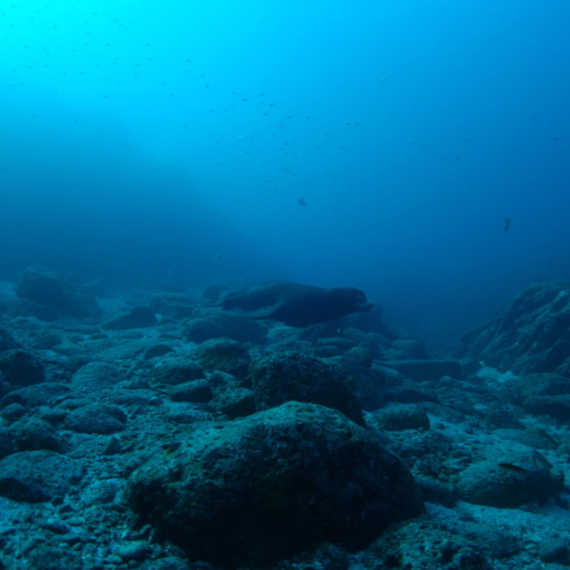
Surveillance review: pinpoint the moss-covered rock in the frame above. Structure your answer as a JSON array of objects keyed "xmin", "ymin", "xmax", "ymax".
[
  {"xmin": 372, "ymin": 405, "xmax": 430, "ymax": 431},
  {"xmin": 457, "ymin": 443, "xmax": 564, "ymax": 508},
  {"xmin": 0, "ymin": 349, "xmax": 45, "ymax": 387},
  {"xmin": 127, "ymin": 401, "xmax": 424, "ymax": 569},
  {"xmin": 15, "ymin": 265, "xmax": 102, "ymax": 320},
  {"xmin": 196, "ymin": 338, "xmax": 251, "ymax": 378},
  {"xmin": 208, "ymin": 387, "xmax": 256, "ymax": 418},
  {"xmin": 182, "ymin": 317, "xmax": 225, "ymax": 343},
  {"xmin": 250, "ymin": 352, "xmax": 365, "ymax": 425},
  {"xmin": 151, "ymin": 356, "xmax": 205, "ymax": 386}
]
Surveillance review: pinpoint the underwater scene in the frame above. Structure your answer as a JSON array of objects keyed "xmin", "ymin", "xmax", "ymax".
[{"xmin": 1, "ymin": 1, "xmax": 570, "ymax": 568}]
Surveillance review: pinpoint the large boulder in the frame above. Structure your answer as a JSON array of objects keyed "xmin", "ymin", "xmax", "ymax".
[
  {"xmin": 182, "ymin": 317, "xmax": 225, "ymax": 343},
  {"xmin": 196, "ymin": 338, "xmax": 251, "ymax": 378},
  {"xmin": 15, "ymin": 265, "xmax": 102, "ymax": 320},
  {"xmin": 71, "ymin": 361, "xmax": 124, "ymax": 393},
  {"xmin": 150, "ymin": 356, "xmax": 206, "ymax": 386},
  {"xmin": 0, "ymin": 328, "xmax": 19, "ymax": 353},
  {"xmin": 456, "ymin": 442, "xmax": 564, "ymax": 508},
  {"xmin": 0, "ymin": 349, "xmax": 45, "ymax": 387},
  {"xmin": 127, "ymin": 401, "xmax": 424, "ymax": 569},
  {"xmin": 0, "ymin": 451, "xmax": 85, "ymax": 503},
  {"xmin": 250, "ymin": 352, "xmax": 365, "ymax": 425},
  {"xmin": 462, "ymin": 281, "xmax": 570, "ymax": 377},
  {"xmin": 506, "ymin": 372, "xmax": 570, "ymax": 420}
]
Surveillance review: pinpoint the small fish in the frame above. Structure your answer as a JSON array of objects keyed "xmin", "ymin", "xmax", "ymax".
[
  {"xmin": 498, "ymin": 462, "xmax": 527, "ymax": 473},
  {"xmin": 298, "ymin": 197, "xmax": 307, "ymax": 207},
  {"xmin": 162, "ymin": 442, "xmax": 182, "ymax": 458},
  {"xmin": 503, "ymin": 215, "xmax": 511, "ymax": 232}
]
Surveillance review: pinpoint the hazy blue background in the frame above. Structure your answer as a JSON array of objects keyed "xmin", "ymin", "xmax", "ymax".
[{"xmin": 1, "ymin": 0, "xmax": 569, "ymax": 348}]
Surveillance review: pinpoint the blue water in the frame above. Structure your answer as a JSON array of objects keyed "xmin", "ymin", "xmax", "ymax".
[{"xmin": 1, "ymin": 0, "xmax": 569, "ymax": 346}]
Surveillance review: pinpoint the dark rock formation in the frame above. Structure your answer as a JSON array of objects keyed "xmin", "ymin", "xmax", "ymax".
[
  {"xmin": 0, "ymin": 349, "xmax": 45, "ymax": 388},
  {"xmin": 0, "ymin": 382, "xmax": 69, "ymax": 409},
  {"xmin": 456, "ymin": 443, "xmax": 564, "ymax": 508},
  {"xmin": 368, "ymin": 519, "xmax": 493, "ymax": 570},
  {"xmin": 150, "ymin": 357, "xmax": 205, "ymax": 385},
  {"xmin": 462, "ymin": 281, "xmax": 570, "ymax": 377},
  {"xmin": 71, "ymin": 362, "xmax": 124, "ymax": 394},
  {"xmin": 15, "ymin": 265, "xmax": 102, "ymax": 320},
  {"xmin": 215, "ymin": 281, "xmax": 373, "ymax": 327},
  {"xmin": 63, "ymin": 403, "xmax": 127, "ymax": 435},
  {"xmin": 127, "ymin": 401, "xmax": 424, "ymax": 569},
  {"xmin": 169, "ymin": 378, "xmax": 213, "ymax": 403},
  {"xmin": 196, "ymin": 338, "xmax": 251, "ymax": 378},
  {"xmin": 372, "ymin": 405, "xmax": 430, "ymax": 431},
  {"xmin": 182, "ymin": 317, "xmax": 225, "ymax": 343},
  {"xmin": 505, "ymin": 372, "xmax": 570, "ymax": 420},
  {"xmin": 0, "ymin": 328, "xmax": 20, "ymax": 353},
  {"xmin": 0, "ymin": 450, "xmax": 85, "ymax": 503},
  {"xmin": 250, "ymin": 352, "xmax": 365, "ymax": 426},
  {"xmin": 209, "ymin": 387, "xmax": 256, "ymax": 418},
  {"xmin": 8, "ymin": 417, "xmax": 62, "ymax": 452}
]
